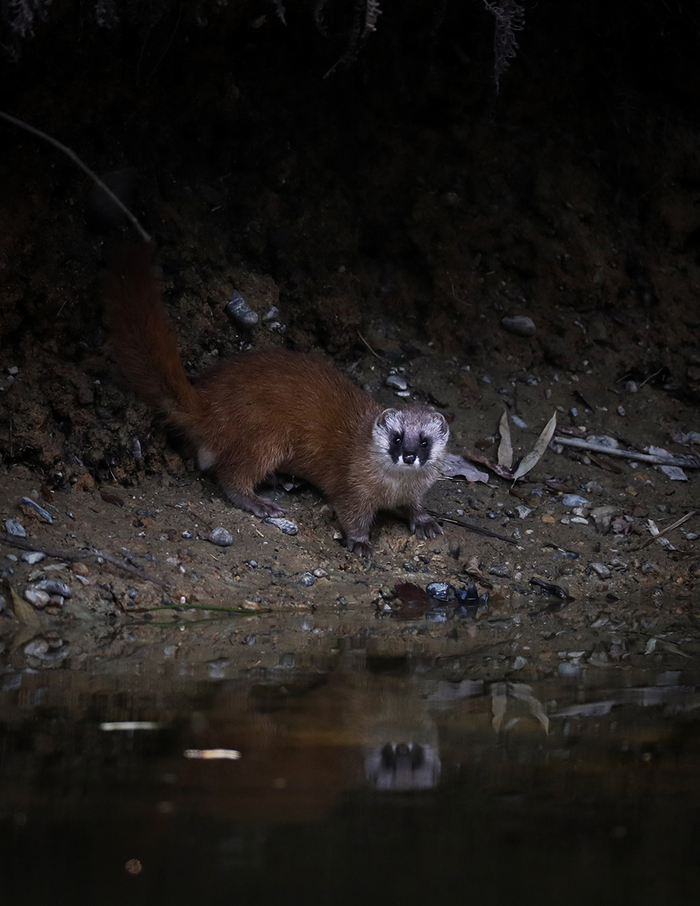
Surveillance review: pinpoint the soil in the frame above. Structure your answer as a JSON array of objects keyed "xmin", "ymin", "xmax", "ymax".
[{"xmin": 1, "ymin": 0, "xmax": 700, "ymax": 680}]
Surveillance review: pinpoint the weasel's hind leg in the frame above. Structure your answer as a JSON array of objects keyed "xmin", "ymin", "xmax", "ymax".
[{"xmin": 215, "ymin": 453, "xmax": 285, "ymax": 519}]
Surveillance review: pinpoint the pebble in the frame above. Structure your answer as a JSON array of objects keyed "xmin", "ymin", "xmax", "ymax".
[
  {"xmin": 299, "ymin": 572, "xmax": 315, "ymax": 587},
  {"xmin": 265, "ymin": 517, "xmax": 298, "ymax": 535},
  {"xmin": 515, "ymin": 506, "xmax": 532, "ymax": 519},
  {"xmin": 21, "ymin": 551, "xmax": 45, "ymax": 565},
  {"xmin": 590, "ymin": 562, "xmax": 612, "ymax": 579},
  {"xmin": 562, "ymin": 494, "xmax": 590, "ymax": 507},
  {"xmin": 312, "ymin": 568, "xmax": 328, "ymax": 578},
  {"xmin": 24, "ymin": 589, "xmax": 50, "ymax": 608},
  {"xmin": 36, "ymin": 579, "xmax": 72, "ymax": 598},
  {"xmin": 208, "ymin": 527, "xmax": 233, "ymax": 546},
  {"xmin": 72, "ymin": 562, "xmax": 89, "ymax": 576},
  {"xmin": 5, "ymin": 518, "xmax": 26, "ymax": 537},
  {"xmin": 488, "ymin": 564, "xmax": 512, "ymax": 578},
  {"xmin": 21, "ymin": 497, "xmax": 53, "ymax": 524},
  {"xmin": 385, "ymin": 373, "xmax": 408, "ymax": 391},
  {"xmin": 500, "ymin": 315, "xmax": 536, "ymax": 337},
  {"xmin": 224, "ymin": 291, "xmax": 258, "ymax": 327},
  {"xmin": 426, "ymin": 581, "xmax": 451, "ymax": 600}
]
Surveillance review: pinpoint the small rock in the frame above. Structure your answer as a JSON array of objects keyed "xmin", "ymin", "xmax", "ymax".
[
  {"xmin": 36, "ymin": 579, "xmax": 72, "ymax": 598},
  {"xmin": 5, "ymin": 519, "xmax": 26, "ymax": 538},
  {"xmin": 590, "ymin": 562, "xmax": 612, "ymax": 579},
  {"xmin": 562, "ymin": 494, "xmax": 590, "ymax": 507},
  {"xmin": 501, "ymin": 315, "xmax": 536, "ymax": 337},
  {"xmin": 224, "ymin": 291, "xmax": 258, "ymax": 328},
  {"xmin": 385, "ymin": 373, "xmax": 408, "ymax": 391},
  {"xmin": 21, "ymin": 497, "xmax": 53, "ymax": 524},
  {"xmin": 208, "ymin": 527, "xmax": 233, "ymax": 546},
  {"xmin": 426, "ymin": 581, "xmax": 452, "ymax": 600},
  {"xmin": 72, "ymin": 561, "xmax": 90, "ymax": 577},
  {"xmin": 659, "ymin": 465, "xmax": 688, "ymax": 481},
  {"xmin": 299, "ymin": 572, "xmax": 315, "ymax": 587},
  {"xmin": 488, "ymin": 564, "xmax": 512, "ymax": 578},
  {"xmin": 515, "ymin": 506, "xmax": 532, "ymax": 519},
  {"xmin": 265, "ymin": 517, "xmax": 298, "ymax": 535},
  {"xmin": 24, "ymin": 588, "xmax": 50, "ymax": 608},
  {"xmin": 21, "ymin": 551, "xmax": 46, "ymax": 565}
]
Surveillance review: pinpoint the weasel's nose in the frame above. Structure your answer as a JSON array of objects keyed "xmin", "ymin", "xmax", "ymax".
[{"xmin": 403, "ymin": 452, "xmax": 416, "ymax": 465}]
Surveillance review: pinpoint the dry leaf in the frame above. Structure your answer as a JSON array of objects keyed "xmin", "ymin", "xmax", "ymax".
[
  {"xmin": 4, "ymin": 582, "xmax": 42, "ymax": 628},
  {"xmin": 512, "ymin": 411, "xmax": 557, "ymax": 481},
  {"xmin": 498, "ymin": 410, "xmax": 513, "ymax": 469},
  {"xmin": 442, "ymin": 453, "xmax": 489, "ymax": 483}
]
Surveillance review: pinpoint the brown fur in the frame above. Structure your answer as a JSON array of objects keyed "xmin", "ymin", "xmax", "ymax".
[{"xmin": 106, "ymin": 244, "xmax": 448, "ymax": 555}]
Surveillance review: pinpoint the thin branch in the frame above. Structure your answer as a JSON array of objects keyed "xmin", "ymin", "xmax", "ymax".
[
  {"xmin": 0, "ymin": 110, "xmax": 151, "ymax": 242},
  {"xmin": 553, "ymin": 435, "xmax": 700, "ymax": 468},
  {"xmin": 631, "ymin": 511, "xmax": 696, "ymax": 552},
  {"xmin": 427, "ymin": 510, "xmax": 518, "ymax": 545},
  {"xmin": 0, "ymin": 532, "xmax": 170, "ymax": 588}
]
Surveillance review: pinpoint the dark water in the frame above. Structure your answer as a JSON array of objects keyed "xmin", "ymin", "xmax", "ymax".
[{"xmin": 1, "ymin": 661, "xmax": 699, "ymax": 905}]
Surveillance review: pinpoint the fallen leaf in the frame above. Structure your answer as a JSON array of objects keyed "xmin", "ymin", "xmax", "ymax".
[
  {"xmin": 498, "ymin": 410, "xmax": 513, "ymax": 469},
  {"xmin": 512, "ymin": 411, "xmax": 557, "ymax": 481},
  {"xmin": 442, "ymin": 453, "xmax": 490, "ymax": 483}
]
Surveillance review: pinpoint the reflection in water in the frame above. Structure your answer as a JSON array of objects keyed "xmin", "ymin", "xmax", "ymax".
[{"xmin": 0, "ymin": 659, "xmax": 699, "ymax": 905}]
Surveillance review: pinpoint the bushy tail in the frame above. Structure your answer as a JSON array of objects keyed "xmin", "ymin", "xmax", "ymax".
[{"xmin": 105, "ymin": 243, "xmax": 204, "ymax": 430}]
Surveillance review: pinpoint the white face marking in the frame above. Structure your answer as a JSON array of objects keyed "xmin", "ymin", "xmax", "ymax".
[{"xmin": 371, "ymin": 408, "xmax": 449, "ymax": 475}]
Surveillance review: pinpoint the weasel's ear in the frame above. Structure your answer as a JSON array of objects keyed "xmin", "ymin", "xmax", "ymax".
[
  {"xmin": 376, "ymin": 408, "xmax": 399, "ymax": 429},
  {"xmin": 430, "ymin": 412, "xmax": 450, "ymax": 438}
]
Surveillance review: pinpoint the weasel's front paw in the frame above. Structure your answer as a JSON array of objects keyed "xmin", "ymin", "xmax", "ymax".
[
  {"xmin": 346, "ymin": 538, "xmax": 374, "ymax": 558},
  {"xmin": 410, "ymin": 513, "xmax": 443, "ymax": 540}
]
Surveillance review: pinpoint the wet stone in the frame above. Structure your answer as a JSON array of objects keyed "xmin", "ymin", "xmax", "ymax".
[
  {"xmin": 224, "ymin": 291, "xmax": 258, "ymax": 328},
  {"xmin": 208, "ymin": 527, "xmax": 233, "ymax": 546},
  {"xmin": 500, "ymin": 315, "xmax": 536, "ymax": 337},
  {"xmin": 21, "ymin": 497, "xmax": 53, "ymax": 524},
  {"xmin": 265, "ymin": 517, "xmax": 298, "ymax": 535},
  {"xmin": 385, "ymin": 373, "xmax": 408, "ymax": 391},
  {"xmin": 299, "ymin": 572, "xmax": 315, "ymax": 587},
  {"xmin": 426, "ymin": 581, "xmax": 451, "ymax": 600},
  {"xmin": 489, "ymin": 563, "xmax": 512, "ymax": 578},
  {"xmin": 590, "ymin": 562, "xmax": 612, "ymax": 579},
  {"xmin": 24, "ymin": 588, "xmax": 50, "ymax": 608},
  {"xmin": 5, "ymin": 519, "xmax": 26, "ymax": 537},
  {"xmin": 36, "ymin": 579, "xmax": 72, "ymax": 598}
]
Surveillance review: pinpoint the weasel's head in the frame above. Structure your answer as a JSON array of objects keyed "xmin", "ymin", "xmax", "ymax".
[{"xmin": 372, "ymin": 408, "xmax": 449, "ymax": 473}]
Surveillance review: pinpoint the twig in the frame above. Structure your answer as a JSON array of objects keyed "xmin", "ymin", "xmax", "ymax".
[
  {"xmin": 0, "ymin": 110, "xmax": 151, "ymax": 243},
  {"xmin": 357, "ymin": 331, "xmax": 386, "ymax": 360},
  {"xmin": 0, "ymin": 532, "xmax": 170, "ymax": 588},
  {"xmin": 553, "ymin": 435, "xmax": 700, "ymax": 468},
  {"xmin": 427, "ymin": 511, "xmax": 518, "ymax": 545},
  {"xmin": 630, "ymin": 511, "xmax": 696, "ymax": 552}
]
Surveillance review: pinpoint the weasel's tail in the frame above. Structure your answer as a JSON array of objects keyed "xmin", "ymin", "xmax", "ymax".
[{"xmin": 105, "ymin": 243, "xmax": 204, "ymax": 430}]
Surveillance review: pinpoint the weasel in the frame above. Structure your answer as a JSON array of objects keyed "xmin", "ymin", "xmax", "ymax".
[{"xmin": 106, "ymin": 245, "xmax": 449, "ymax": 556}]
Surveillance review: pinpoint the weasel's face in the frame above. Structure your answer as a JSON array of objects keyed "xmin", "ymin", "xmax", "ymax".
[{"xmin": 374, "ymin": 408, "xmax": 449, "ymax": 470}]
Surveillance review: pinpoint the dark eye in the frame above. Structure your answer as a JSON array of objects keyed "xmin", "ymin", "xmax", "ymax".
[
  {"xmin": 392, "ymin": 434, "xmax": 402, "ymax": 445},
  {"xmin": 420, "ymin": 435, "xmax": 429, "ymax": 447}
]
